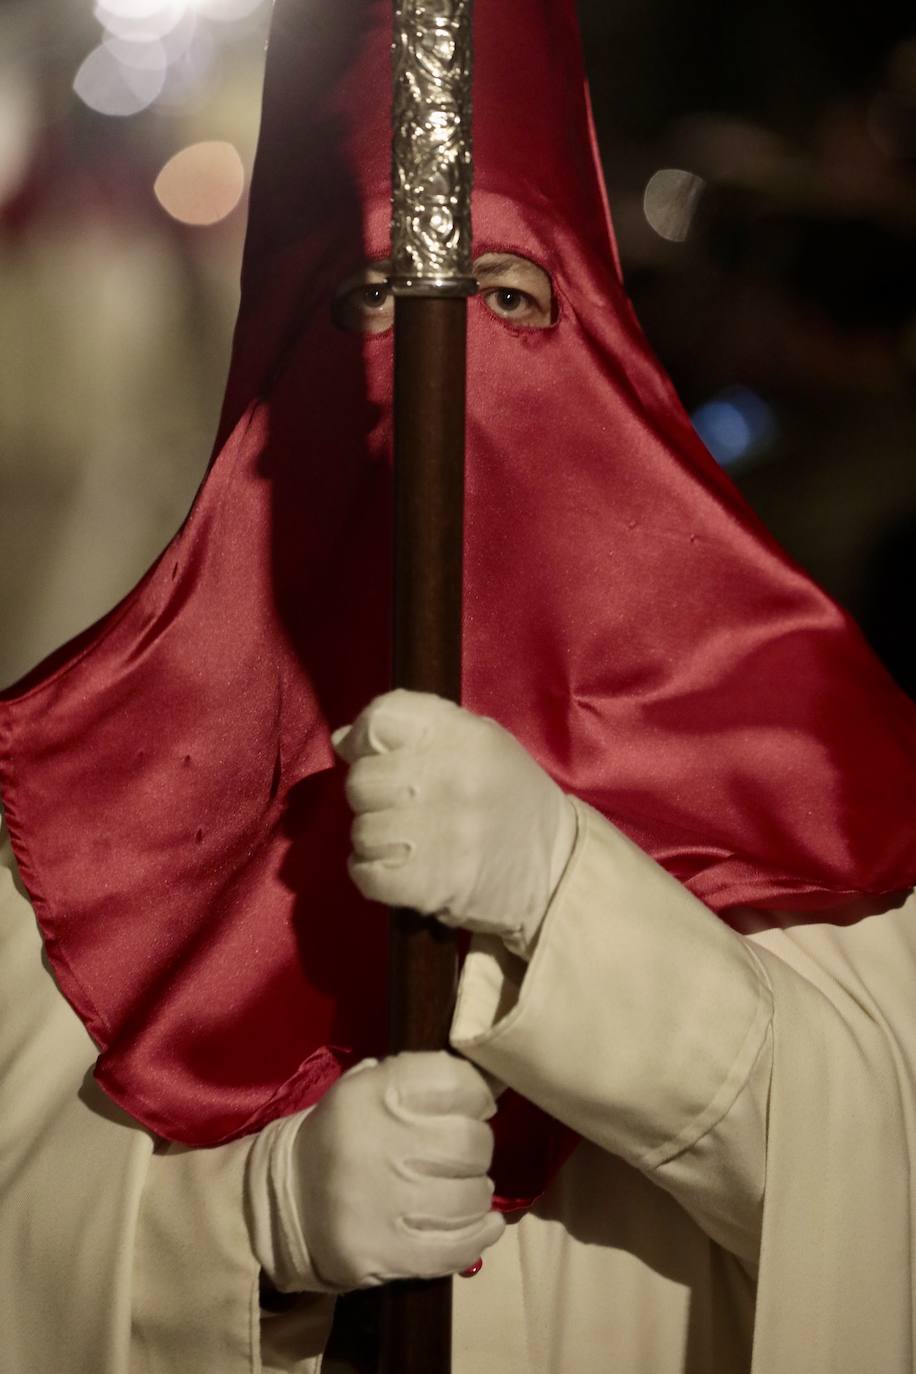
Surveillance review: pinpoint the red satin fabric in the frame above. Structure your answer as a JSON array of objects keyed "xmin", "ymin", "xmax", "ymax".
[{"xmin": 2, "ymin": 0, "xmax": 916, "ymax": 1205}]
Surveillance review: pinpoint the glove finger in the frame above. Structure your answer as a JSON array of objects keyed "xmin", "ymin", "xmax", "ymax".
[
  {"xmin": 349, "ymin": 808, "xmax": 459, "ymax": 913},
  {"xmin": 407, "ymin": 1116, "xmax": 495, "ymax": 1179},
  {"xmin": 330, "ymin": 722, "xmax": 355, "ymax": 760},
  {"xmin": 345, "ymin": 751, "xmax": 425, "ymax": 816},
  {"xmin": 402, "ymin": 1174, "xmax": 495, "ymax": 1230},
  {"xmin": 350, "ymin": 810, "xmax": 416, "ymax": 866},
  {"xmin": 390, "ymin": 1053, "xmax": 497, "ymax": 1121},
  {"xmin": 348, "ymin": 853, "xmax": 435, "ymax": 909},
  {"xmin": 445, "ymin": 1208, "xmax": 506, "ymax": 1264},
  {"xmin": 404, "ymin": 1211, "xmax": 507, "ymax": 1279},
  {"xmin": 349, "ymin": 835, "xmax": 449, "ymax": 914},
  {"xmin": 335, "ymin": 690, "xmax": 445, "ymax": 764}
]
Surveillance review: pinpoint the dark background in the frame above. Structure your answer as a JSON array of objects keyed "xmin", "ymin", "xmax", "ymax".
[
  {"xmin": 1, "ymin": 0, "xmax": 914, "ymax": 692},
  {"xmin": 582, "ymin": 0, "xmax": 916, "ymax": 695}
]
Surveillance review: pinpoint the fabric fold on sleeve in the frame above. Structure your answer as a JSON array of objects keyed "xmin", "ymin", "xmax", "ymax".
[
  {"xmin": 746, "ymin": 913, "xmax": 916, "ymax": 1374},
  {"xmin": 451, "ymin": 798, "xmax": 773, "ymax": 1174},
  {"xmin": 132, "ymin": 1134, "xmax": 262, "ymax": 1374}
]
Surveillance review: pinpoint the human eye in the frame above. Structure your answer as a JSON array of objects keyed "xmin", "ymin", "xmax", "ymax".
[
  {"xmin": 358, "ymin": 283, "xmax": 391, "ymax": 311},
  {"xmin": 481, "ymin": 286, "xmax": 543, "ymax": 324},
  {"xmin": 332, "ymin": 268, "xmax": 394, "ymax": 333},
  {"xmin": 474, "ymin": 255, "xmax": 554, "ymax": 329}
]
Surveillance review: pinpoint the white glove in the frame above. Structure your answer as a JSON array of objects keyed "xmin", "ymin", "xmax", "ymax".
[
  {"xmin": 333, "ymin": 690, "xmax": 577, "ymax": 959},
  {"xmin": 289, "ymin": 1053, "xmax": 505, "ymax": 1290}
]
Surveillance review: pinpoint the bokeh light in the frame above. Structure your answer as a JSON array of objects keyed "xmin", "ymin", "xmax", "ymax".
[
  {"xmin": 193, "ymin": 0, "xmax": 266, "ymax": 22},
  {"xmin": 103, "ymin": 35, "xmax": 167, "ymax": 72},
  {"xmin": 94, "ymin": 0, "xmax": 188, "ymax": 43},
  {"xmin": 99, "ymin": 0, "xmax": 173, "ymax": 18},
  {"xmin": 74, "ymin": 41, "xmax": 166, "ymax": 116},
  {"xmin": 156, "ymin": 27, "xmax": 216, "ymax": 107},
  {"xmin": 692, "ymin": 388, "xmax": 779, "ymax": 469},
  {"xmin": 78, "ymin": 0, "xmax": 271, "ymax": 120},
  {"xmin": 643, "ymin": 168, "xmax": 705, "ymax": 242},
  {"xmin": 154, "ymin": 140, "xmax": 245, "ymax": 224}
]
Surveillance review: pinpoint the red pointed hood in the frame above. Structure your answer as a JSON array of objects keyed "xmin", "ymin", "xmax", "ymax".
[{"xmin": 1, "ymin": 0, "xmax": 915, "ymax": 1197}]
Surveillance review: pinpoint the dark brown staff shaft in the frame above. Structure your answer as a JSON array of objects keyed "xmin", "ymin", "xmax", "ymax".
[
  {"xmin": 380, "ymin": 293, "xmax": 467, "ymax": 1374},
  {"xmin": 391, "ymin": 294, "xmax": 466, "ymax": 1040}
]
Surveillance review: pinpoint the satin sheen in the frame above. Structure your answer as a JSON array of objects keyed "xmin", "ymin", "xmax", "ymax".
[{"xmin": 1, "ymin": 0, "xmax": 915, "ymax": 1207}]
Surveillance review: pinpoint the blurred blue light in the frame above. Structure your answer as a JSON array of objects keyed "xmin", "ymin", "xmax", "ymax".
[{"xmin": 691, "ymin": 386, "xmax": 778, "ymax": 468}]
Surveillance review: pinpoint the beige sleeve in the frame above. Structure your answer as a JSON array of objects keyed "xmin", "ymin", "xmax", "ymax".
[
  {"xmin": 0, "ymin": 811, "xmax": 329, "ymax": 1374},
  {"xmin": 451, "ymin": 789, "xmax": 916, "ymax": 1372},
  {"xmin": 450, "ymin": 798, "xmax": 774, "ymax": 1269},
  {"xmin": 742, "ymin": 899, "xmax": 916, "ymax": 1374}
]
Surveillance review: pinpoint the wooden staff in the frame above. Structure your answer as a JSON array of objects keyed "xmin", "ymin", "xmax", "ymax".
[{"xmin": 382, "ymin": 2, "xmax": 475, "ymax": 1370}]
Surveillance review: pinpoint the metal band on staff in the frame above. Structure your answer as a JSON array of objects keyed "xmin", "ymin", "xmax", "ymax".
[
  {"xmin": 391, "ymin": 0, "xmax": 476, "ymax": 298},
  {"xmin": 383, "ymin": 3, "xmax": 475, "ymax": 1371}
]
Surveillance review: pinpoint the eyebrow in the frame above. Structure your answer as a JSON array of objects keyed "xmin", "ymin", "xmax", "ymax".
[{"xmin": 475, "ymin": 256, "xmax": 536, "ymax": 279}]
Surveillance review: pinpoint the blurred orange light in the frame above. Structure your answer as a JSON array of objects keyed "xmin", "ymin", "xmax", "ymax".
[{"xmin": 154, "ymin": 141, "xmax": 245, "ymax": 225}]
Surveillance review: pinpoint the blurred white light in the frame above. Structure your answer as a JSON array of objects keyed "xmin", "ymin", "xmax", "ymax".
[
  {"xmin": 193, "ymin": 0, "xmax": 265, "ymax": 21},
  {"xmin": 95, "ymin": 0, "xmax": 188, "ymax": 43},
  {"xmin": 692, "ymin": 388, "xmax": 778, "ymax": 468},
  {"xmin": 154, "ymin": 141, "xmax": 244, "ymax": 224},
  {"xmin": 74, "ymin": 43, "xmax": 166, "ymax": 117},
  {"xmin": 103, "ymin": 35, "xmax": 168, "ymax": 74},
  {"xmin": 98, "ymin": 0, "xmax": 174, "ymax": 16},
  {"xmin": 156, "ymin": 27, "xmax": 216, "ymax": 107},
  {"xmin": 643, "ymin": 168, "xmax": 705, "ymax": 243},
  {"xmin": 159, "ymin": 9, "xmax": 200, "ymax": 59}
]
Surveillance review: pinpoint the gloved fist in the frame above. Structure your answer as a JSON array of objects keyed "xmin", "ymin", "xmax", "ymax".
[
  {"xmin": 333, "ymin": 690, "xmax": 577, "ymax": 959},
  {"xmin": 292, "ymin": 1053, "xmax": 504, "ymax": 1289}
]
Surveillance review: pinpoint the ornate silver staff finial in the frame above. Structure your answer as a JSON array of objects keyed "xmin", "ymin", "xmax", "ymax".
[{"xmin": 391, "ymin": 0, "xmax": 476, "ymax": 297}]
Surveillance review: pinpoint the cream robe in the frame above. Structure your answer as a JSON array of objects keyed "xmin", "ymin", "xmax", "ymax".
[{"xmin": 1, "ymin": 798, "xmax": 913, "ymax": 1373}]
